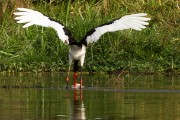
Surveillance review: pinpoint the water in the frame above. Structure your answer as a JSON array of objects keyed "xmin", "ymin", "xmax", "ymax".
[{"xmin": 0, "ymin": 73, "xmax": 180, "ymax": 120}]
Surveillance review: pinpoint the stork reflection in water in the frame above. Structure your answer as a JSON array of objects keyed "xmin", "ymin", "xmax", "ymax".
[{"xmin": 66, "ymin": 89, "xmax": 86, "ymax": 120}]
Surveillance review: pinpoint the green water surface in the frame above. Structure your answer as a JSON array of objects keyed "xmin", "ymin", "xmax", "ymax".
[{"xmin": 0, "ymin": 73, "xmax": 180, "ymax": 120}]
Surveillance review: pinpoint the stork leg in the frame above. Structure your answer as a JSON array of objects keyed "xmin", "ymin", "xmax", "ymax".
[
  {"xmin": 80, "ymin": 67, "xmax": 83, "ymax": 89},
  {"xmin": 73, "ymin": 60, "xmax": 79, "ymax": 88},
  {"xmin": 79, "ymin": 55, "xmax": 85, "ymax": 89},
  {"xmin": 66, "ymin": 64, "xmax": 71, "ymax": 88}
]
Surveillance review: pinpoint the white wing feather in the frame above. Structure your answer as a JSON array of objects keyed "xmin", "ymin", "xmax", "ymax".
[
  {"xmin": 14, "ymin": 8, "xmax": 68, "ymax": 43},
  {"xmin": 85, "ymin": 13, "xmax": 151, "ymax": 44}
]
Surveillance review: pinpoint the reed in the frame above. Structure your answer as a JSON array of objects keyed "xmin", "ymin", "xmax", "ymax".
[{"xmin": 0, "ymin": 0, "xmax": 179, "ymax": 73}]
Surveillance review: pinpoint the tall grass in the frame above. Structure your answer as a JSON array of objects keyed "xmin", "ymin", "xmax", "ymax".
[{"xmin": 0, "ymin": 0, "xmax": 179, "ymax": 73}]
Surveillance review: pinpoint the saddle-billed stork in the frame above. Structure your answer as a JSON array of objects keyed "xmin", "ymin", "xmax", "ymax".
[{"xmin": 14, "ymin": 8, "xmax": 150, "ymax": 89}]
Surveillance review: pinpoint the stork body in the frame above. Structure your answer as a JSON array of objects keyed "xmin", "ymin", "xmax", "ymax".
[
  {"xmin": 14, "ymin": 8, "xmax": 151, "ymax": 89},
  {"xmin": 68, "ymin": 44, "xmax": 86, "ymax": 88},
  {"xmin": 69, "ymin": 45, "xmax": 86, "ymax": 67}
]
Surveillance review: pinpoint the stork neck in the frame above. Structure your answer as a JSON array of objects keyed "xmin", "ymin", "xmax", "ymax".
[{"xmin": 74, "ymin": 60, "xmax": 79, "ymax": 72}]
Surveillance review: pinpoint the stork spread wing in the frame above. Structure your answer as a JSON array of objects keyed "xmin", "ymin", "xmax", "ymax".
[
  {"xmin": 14, "ymin": 8, "xmax": 72, "ymax": 44},
  {"xmin": 81, "ymin": 13, "xmax": 151, "ymax": 45}
]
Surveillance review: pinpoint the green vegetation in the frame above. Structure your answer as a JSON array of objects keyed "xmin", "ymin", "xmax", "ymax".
[{"xmin": 0, "ymin": 0, "xmax": 179, "ymax": 73}]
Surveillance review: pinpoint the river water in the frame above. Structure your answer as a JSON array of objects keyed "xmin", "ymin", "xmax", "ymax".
[{"xmin": 0, "ymin": 72, "xmax": 180, "ymax": 120}]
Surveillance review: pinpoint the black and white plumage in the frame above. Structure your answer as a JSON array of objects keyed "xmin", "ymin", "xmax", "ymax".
[{"xmin": 14, "ymin": 8, "xmax": 150, "ymax": 88}]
